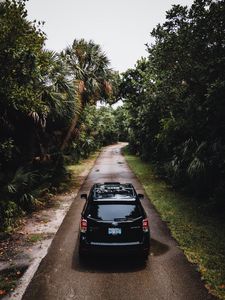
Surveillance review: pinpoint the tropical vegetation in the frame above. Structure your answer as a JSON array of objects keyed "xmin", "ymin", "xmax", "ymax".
[
  {"xmin": 121, "ymin": 0, "xmax": 225, "ymax": 210},
  {"xmin": 0, "ymin": 0, "xmax": 121, "ymax": 230},
  {"xmin": 1, "ymin": 0, "xmax": 225, "ymax": 297},
  {"xmin": 1, "ymin": 0, "xmax": 225, "ymax": 243}
]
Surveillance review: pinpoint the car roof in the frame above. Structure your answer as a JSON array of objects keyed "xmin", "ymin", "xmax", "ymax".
[{"xmin": 91, "ymin": 182, "xmax": 137, "ymax": 202}]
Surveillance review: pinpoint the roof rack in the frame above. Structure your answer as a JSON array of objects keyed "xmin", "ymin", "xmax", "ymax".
[{"xmin": 103, "ymin": 182, "xmax": 121, "ymax": 185}]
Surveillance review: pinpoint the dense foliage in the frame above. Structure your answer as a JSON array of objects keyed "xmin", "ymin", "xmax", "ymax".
[
  {"xmin": 121, "ymin": 0, "xmax": 225, "ymax": 207},
  {"xmin": 66, "ymin": 104, "xmax": 127, "ymax": 163},
  {"xmin": 0, "ymin": 0, "xmax": 120, "ymax": 229},
  {"xmin": 2, "ymin": 0, "xmax": 224, "ymax": 229}
]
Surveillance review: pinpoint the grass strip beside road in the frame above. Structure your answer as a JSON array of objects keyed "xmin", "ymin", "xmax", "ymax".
[{"xmin": 124, "ymin": 151, "xmax": 225, "ymax": 300}]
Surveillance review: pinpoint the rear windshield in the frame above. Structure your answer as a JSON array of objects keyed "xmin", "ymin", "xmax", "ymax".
[{"xmin": 88, "ymin": 204, "xmax": 141, "ymax": 221}]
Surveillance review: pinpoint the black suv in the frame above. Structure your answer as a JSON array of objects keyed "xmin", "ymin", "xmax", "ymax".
[{"xmin": 78, "ymin": 182, "xmax": 150, "ymax": 260}]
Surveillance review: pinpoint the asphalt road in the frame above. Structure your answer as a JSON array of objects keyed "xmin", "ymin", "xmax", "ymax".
[{"xmin": 22, "ymin": 144, "xmax": 216, "ymax": 300}]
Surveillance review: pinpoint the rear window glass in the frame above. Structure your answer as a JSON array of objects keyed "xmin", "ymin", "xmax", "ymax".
[{"xmin": 88, "ymin": 204, "xmax": 141, "ymax": 221}]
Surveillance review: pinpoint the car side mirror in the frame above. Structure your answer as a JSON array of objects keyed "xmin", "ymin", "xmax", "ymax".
[
  {"xmin": 81, "ymin": 193, "xmax": 87, "ymax": 200},
  {"xmin": 138, "ymin": 193, "xmax": 144, "ymax": 199}
]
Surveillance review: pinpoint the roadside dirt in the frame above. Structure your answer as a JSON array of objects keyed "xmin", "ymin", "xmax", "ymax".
[{"xmin": 0, "ymin": 154, "xmax": 98, "ymax": 300}]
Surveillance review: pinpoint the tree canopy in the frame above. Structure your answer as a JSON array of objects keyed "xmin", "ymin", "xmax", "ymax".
[
  {"xmin": 1, "ymin": 0, "xmax": 225, "ymax": 228},
  {"xmin": 0, "ymin": 0, "xmax": 121, "ymax": 229},
  {"xmin": 121, "ymin": 0, "xmax": 225, "ymax": 204}
]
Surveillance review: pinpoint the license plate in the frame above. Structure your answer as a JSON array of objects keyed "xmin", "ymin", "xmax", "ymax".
[{"xmin": 108, "ymin": 228, "xmax": 122, "ymax": 235}]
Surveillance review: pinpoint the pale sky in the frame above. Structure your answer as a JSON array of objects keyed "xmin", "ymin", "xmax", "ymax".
[{"xmin": 26, "ymin": 0, "xmax": 193, "ymax": 72}]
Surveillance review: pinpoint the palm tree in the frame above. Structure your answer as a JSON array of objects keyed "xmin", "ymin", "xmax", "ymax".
[
  {"xmin": 29, "ymin": 51, "xmax": 79, "ymax": 160},
  {"xmin": 60, "ymin": 39, "xmax": 112, "ymax": 151}
]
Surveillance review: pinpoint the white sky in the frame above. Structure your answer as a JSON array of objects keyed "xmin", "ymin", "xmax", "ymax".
[{"xmin": 26, "ymin": 0, "xmax": 193, "ymax": 72}]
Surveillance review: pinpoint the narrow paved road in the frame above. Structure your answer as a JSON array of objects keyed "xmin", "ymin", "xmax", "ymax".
[{"xmin": 22, "ymin": 144, "xmax": 216, "ymax": 300}]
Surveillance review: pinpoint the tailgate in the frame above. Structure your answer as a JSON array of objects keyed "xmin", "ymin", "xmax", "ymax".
[{"xmin": 87, "ymin": 217, "xmax": 143, "ymax": 243}]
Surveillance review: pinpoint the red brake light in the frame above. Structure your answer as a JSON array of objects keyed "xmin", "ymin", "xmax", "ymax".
[
  {"xmin": 80, "ymin": 218, "xmax": 87, "ymax": 233},
  {"xmin": 142, "ymin": 218, "xmax": 149, "ymax": 232}
]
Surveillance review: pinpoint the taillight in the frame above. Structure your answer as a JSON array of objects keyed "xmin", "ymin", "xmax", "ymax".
[
  {"xmin": 80, "ymin": 218, "xmax": 87, "ymax": 233},
  {"xmin": 142, "ymin": 218, "xmax": 149, "ymax": 232}
]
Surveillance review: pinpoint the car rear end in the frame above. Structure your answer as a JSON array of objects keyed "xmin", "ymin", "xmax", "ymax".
[{"xmin": 79, "ymin": 201, "xmax": 150, "ymax": 259}]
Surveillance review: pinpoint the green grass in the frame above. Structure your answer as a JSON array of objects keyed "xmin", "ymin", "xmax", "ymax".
[
  {"xmin": 26, "ymin": 233, "xmax": 45, "ymax": 243},
  {"xmin": 124, "ymin": 151, "xmax": 225, "ymax": 300}
]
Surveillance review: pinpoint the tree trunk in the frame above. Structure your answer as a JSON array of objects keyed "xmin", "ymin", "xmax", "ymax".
[
  {"xmin": 60, "ymin": 113, "xmax": 80, "ymax": 151},
  {"xmin": 60, "ymin": 87, "xmax": 83, "ymax": 151}
]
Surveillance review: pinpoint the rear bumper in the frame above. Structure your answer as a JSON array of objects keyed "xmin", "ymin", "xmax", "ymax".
[{"xmin": 79, "ymin": 236, "xmax": 150, "ymax": 257}]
